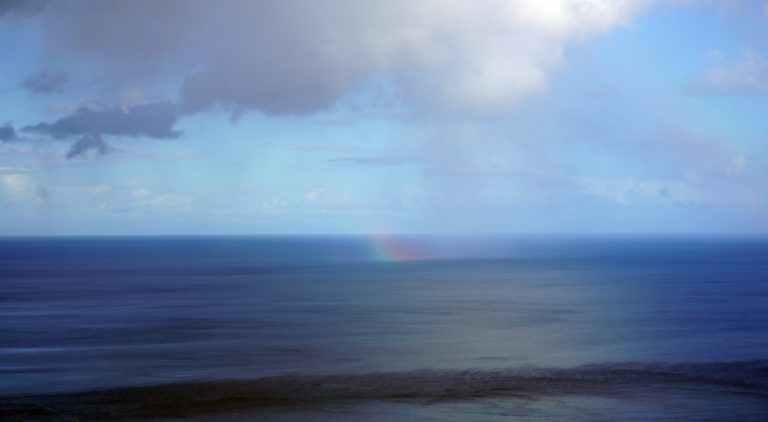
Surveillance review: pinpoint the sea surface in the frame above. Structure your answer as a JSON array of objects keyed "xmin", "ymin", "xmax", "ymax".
[{"xmin": 1, "ymin": 235, "xmax": 767, "ymax": 420}]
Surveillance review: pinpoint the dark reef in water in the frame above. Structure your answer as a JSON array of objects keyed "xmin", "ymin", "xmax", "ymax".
[{"xmin": 3, "ymin": 360, "xmax": 768, "ymax": 420}]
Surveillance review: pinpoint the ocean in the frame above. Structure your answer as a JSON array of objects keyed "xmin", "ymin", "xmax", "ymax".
[{"xmin": 1, "ymin": 236, "xmax": 767, "ymax": 420}]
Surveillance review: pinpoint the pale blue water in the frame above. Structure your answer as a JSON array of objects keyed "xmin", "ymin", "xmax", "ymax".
[{"xmin": 1, "ymin": 236, "xmax": 767, "ymax": 420}]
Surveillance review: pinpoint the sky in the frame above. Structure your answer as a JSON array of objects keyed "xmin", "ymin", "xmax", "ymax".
[{"xmin": 1, "ymin": 0, "xmax": 768, "ymax": 236}]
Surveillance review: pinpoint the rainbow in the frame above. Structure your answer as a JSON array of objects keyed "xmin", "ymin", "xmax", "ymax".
[{"xmin": 369, "ymin": 234, "xmax": 433, "ymax": 262}]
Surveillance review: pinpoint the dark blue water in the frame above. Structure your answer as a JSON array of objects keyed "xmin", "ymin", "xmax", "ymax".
[{"xmin": 1, "ymin": 236, "xmax": 767, "ymax": 420}]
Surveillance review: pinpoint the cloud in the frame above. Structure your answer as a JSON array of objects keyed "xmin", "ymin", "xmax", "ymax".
[
  {"xmin": 30, "ymin": 0, "xmax": 649, "ymax": 117},
  {"xmin": 197, "ymin": 0, "xmax": 645, "ymax": 116},
  {"xmin": 0, "ymin": 0, "xmax": 46, "ymax": 17},
  {"xmin": 65, "ymin": 134, "xmax": 110, "ymax": 159},
  {"xmin": 304, "ymin": 186, "xmax": 325, "ymax": 203},
  {"xmin": 0, "ymin": 173, "xmax": 32, "ymax": 200},
  {"xmin": 579, "ymin": 177, "xmax": 704, "ymax": 206},
  {"xmin": 261, "ymin": 197, "xmax": 291, "ymax": 216},
  {"xmin": 21, "ymin": 101, "xmax": 179, "ymax": 158},
  {"xmin": 0, "ymin": 122, "xmax": 17, "ymax": 142},
  {"xmin": 687, "ymin": 50, "xmax": 768, "ymax": 96},
  {"xmin": 0, "ymin": 167, "xmax": 49, "ymax": 203},
  {"xmin": 21, "ymin": 70, "xmax": 69, "ymax": 94},
  {"xmin": 25, "ymin": 101, "xmax": 180, "ymax": 139}
]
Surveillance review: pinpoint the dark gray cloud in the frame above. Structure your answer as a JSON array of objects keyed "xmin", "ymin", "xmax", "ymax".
[
  {"xmin": 26, "ymin": 1, "xmax": 645, "ymax": 118},
  {"xmin": 24, "ymin": 101, "xmax": 180, "ymax": 139},
  {"xmin": 22, "ymin": 70, "xmax": 69, "ymax": 94},
  {"xmin": 36, "ymin": 1, "xmax": 372, "ymax": 116},
  {"xmin": 0, "ymin": 0, "xmax": 47, "ymax": 17},
  {"xmin": 0, "ymin": 123, "xmax": 16, "ymax": 142},
  {"xmin": 40, "ymin": 1, "xmax": 196, "ymax": 81},
  {"xmin": 66, "ymin": 134, "xmax": 109, "ymax": 159},
  {"xmin": 21, "ymin": 101, "xmax": 179, "ymax": 159}
]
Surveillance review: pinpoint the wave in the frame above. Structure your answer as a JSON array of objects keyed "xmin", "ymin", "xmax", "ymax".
[{"xmin": 3, "ymin": 360, "xmax": 768, "ymax": 419}]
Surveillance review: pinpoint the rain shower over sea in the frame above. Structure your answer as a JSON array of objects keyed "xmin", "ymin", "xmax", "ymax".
[{"xmin": 1, "ymin": 235, "xmax": 767, "ymax": 420}]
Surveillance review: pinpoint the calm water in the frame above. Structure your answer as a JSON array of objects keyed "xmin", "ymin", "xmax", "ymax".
[{"xmin": 1, "ymin": 236, "xmax": 767, "ymax": 420}]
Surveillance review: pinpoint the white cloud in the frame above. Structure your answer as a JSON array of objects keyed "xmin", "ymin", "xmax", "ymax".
[
  {"xmin": 0, "ymin": 173, "xmax": 33, "ymax": 201},
  {"xmin": 0, "ymin": 168, "xmax": 48, "ymax": 203},
  {"xmin": 382, "ymin": 0, "xmax": 650, "ymax": 113},
  {"xmin": 304, "ymin": 186, "xmax": 326, "ymax": 203}
]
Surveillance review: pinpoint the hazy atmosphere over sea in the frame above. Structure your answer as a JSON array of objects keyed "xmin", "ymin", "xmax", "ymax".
[{"xmin": 2, "ymin": 1, "xmax": 768, "ymax": 421}]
